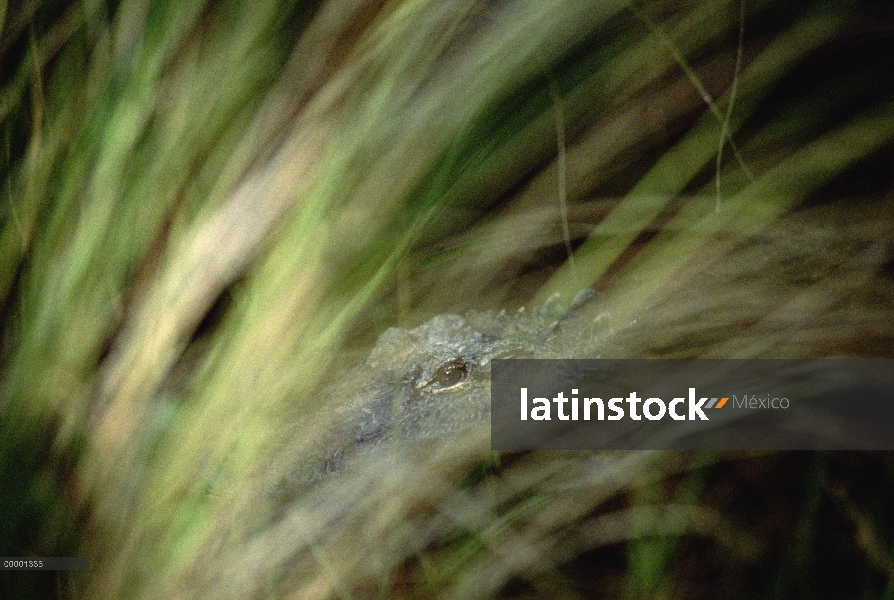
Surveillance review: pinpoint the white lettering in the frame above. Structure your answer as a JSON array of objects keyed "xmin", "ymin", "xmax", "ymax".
[
  {"xmin": 670, "ymin": 397, "xmax": 685, "ymax": 420},
  {"xmin": 643, "ymin": 398, "xmax": 666, "ymax": 420},
  {"xmin": 608, "ymin": 397, "xmax": 624, "ymax": 420},
  {"xmin": 585, "ymin": 397, "xmax": 604, "ymax": 420},
  {"xmin": 689, "ymin": 387, "xmax": 709, "ymax": 421},
  {"xmin": 554, "ymin": 392, "xmax": 569, "ymax": 420},
  {"xmin": 531, "ymin": 397, "xmax": 550, "ymax": 420},
  {"xmin": 626, "ymin": 391, "xmax": 642, "ymax": 420},
  {"xmin": 520, "ymin": 387, "xmax": 528, "ymax": 420}
]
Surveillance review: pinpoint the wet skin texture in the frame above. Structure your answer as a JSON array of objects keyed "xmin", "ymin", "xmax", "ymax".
[{"xmin": 292, "ymin": 292, "xmax": 598, "ymax": 484}]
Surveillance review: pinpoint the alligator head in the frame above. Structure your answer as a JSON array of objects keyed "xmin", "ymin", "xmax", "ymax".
[{"xmin": 285, "ymin": 291, "xmax": 598, "ymax": 486}]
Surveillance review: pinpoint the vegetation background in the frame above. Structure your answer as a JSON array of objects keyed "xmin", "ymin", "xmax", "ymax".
[{"xmin": 1, "ymin": 0, "xmax": 893, "ymax": 598}]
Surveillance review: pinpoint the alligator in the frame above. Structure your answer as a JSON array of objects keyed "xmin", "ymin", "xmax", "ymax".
[{"xmin": 281, "ymin": 291, "xmax": 601, "ymax": 488}]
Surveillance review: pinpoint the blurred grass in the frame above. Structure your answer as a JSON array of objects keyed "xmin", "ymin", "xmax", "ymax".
[{"xmin": 1, "ymin": 0, "xmax": 894, "ymax": 598}]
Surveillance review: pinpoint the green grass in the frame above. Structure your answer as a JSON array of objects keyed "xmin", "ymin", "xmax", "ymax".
[{"xmin": 2, "ymin": 0, "xmax": 894, "ymax": 598}]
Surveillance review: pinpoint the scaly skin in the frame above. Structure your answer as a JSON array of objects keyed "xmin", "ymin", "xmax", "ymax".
[{"xmin": 284, "ymin": 292, "xmax": 598, "ymax": 486}]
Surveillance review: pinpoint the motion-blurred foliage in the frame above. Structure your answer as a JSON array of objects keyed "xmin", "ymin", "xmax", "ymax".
[{"xmin": 1, "ymin": 0, "xmax": 894, "ymax": 598}]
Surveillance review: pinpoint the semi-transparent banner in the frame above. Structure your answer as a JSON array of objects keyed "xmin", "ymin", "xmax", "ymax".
[{"xmin": 490, "ymin": 360, "xmax": 894, "ymax": 450}]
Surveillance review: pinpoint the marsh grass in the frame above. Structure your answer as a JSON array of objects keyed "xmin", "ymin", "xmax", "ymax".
[{"xmin": 2, "ymin": 0, "xmax": 894, "ymax": 598}]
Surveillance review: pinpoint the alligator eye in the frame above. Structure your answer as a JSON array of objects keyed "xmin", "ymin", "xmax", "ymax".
[{"xmin": 424, "ymin": 359, "xmax": 469, "ymax": 391}]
